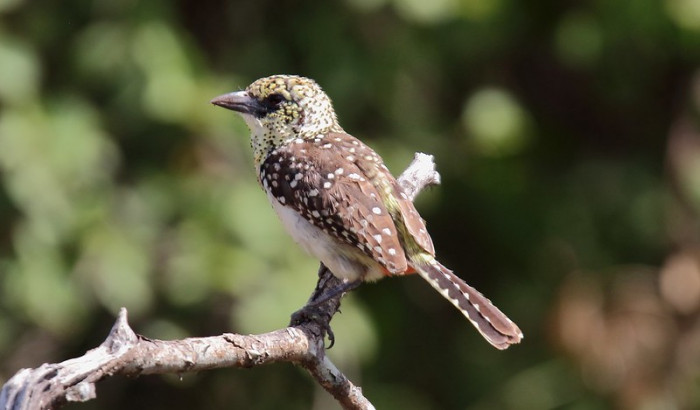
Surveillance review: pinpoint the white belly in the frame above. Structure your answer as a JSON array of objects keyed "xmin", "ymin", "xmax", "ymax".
[{"xmin": 266, "ymin": 191, "xmax": 384, "ymax": 282}]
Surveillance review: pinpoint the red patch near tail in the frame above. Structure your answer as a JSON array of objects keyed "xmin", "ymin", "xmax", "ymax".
[{"xmin": 383, "ymin": 265, "xmax": 417, "ymax": 276}]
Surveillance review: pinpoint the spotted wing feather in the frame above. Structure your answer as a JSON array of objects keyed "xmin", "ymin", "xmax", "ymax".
[
  {"xmin": 259, "ymin": 138, "xmax": 408, "ymax": 274},
  {"xmin": 327, "ymin": 132, "xmax": 435, "ymax": 256}
]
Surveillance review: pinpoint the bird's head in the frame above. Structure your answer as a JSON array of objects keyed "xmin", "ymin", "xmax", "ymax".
[{"xmin": 211, "ymin": 75, "xmax": 342, "ymax": 147}]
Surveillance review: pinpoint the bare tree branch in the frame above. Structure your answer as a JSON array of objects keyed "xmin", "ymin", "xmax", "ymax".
[{"xmin": 0, "ymin": 153, "xmax": 440, "ymax": 410}]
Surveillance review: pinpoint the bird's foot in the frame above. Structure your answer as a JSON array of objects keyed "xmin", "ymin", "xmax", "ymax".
[
  {"xmin": 290, "ymin": 304, "xmax": 337, "ymax": 348},
  {"xmin": 290, "ymin": 269, "xmax": 361, "ymax": 348}
]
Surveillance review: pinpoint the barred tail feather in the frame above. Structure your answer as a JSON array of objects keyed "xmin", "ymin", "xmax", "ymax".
[{"xmin": 411, "ymin": 257, "xmax": 523, "ymax": 350}]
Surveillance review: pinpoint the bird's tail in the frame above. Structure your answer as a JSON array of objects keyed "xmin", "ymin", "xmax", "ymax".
[{"xmin": 410, "ymin": 255, "xmax": 523, "ymax": 350}]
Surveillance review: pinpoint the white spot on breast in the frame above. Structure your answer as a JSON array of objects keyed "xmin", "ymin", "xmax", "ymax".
[
  {"xmin": 274, "ymin": 163, "xmax": 281, "ymax": 171},
  {"xmin": 290, "ymin": 180, "xmax": 298, "ymax": 188},
  {"xmin": 278, "ymin": 196, "xmax": 286, "ymax": 204},
  {"xmin": 295, "ymin": 173, "xmax": 303, "ymax": 180},
  {"xmin": 372, "ymin": 207, "xmax": 381, "ymax": 215},
  {"xmin": 335, "ymin": 168, "xmax": 344, "ymax": 175},
  {"xmin": 327, "ymin": 173, "xmax": 334, "ymax": 179},
  {"xmin": 388, "ymin": 248, "xmax": 396, "ymax": 256},
  {"xmin": 311, "ymin": 210, "xmax": 320, "ymax": 218},
  {"xmin": 323, "ymin": 181, "xmax": 332, "ymax": 189},
  {"xmin": 309, "ymin": 189, "xmax": 318, "ymax": 197},
  {"xmin": 346, "ymin": 155, "xmax": 355, "ymax": 162},
  {"xmin": 382, "ymin": 228, "xmax": 391, "ymax": 235}
]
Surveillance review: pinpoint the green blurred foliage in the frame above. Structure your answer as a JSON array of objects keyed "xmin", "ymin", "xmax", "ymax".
[{"xmin": 1, "ymin": 0, "xmax": 700, "ymax": 408}]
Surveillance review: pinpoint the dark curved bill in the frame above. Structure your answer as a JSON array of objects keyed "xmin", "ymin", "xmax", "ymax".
[{"xmin": 210, "ymin": 91, "xmax": 264, "ymax": 117}]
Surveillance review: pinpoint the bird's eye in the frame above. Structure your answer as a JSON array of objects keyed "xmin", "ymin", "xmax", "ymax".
[{"xmin": 264, "ymin": 93, "xmax": 286, "ymax": 109}]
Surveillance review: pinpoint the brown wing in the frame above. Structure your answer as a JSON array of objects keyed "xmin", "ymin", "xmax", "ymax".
[
  {"xmin": 260, "ymin": 137, "xmax": 409, "ymax": 274},
  {"xmin": 327, "ymin": 132, "xmax": 436, "ymax": 256}
]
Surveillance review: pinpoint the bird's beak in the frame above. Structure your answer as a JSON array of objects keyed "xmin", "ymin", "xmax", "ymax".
[{"xmin": 210, "ymin": 91, "xmax": 264, "ymax": 116}]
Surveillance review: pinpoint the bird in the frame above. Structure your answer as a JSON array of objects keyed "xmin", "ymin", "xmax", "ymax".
[{"xmin": 211, "ymin": 75, "xmax": 523, "ymax": 349}]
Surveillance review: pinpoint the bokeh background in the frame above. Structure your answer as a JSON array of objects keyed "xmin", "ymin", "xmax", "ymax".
[{"xmin": 2, "ymin": 0, "xmax": 700, "ymax": 408}]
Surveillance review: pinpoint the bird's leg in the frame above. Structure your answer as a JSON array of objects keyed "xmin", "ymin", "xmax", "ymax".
[
  {"xmin": 307, "ymin": 279, "xmax": 361, "ymax": 307},
  {"xmin": 290, "ymin": 264, "xmax": 361, "ymax": 348},
  {"xmin": 306, "ymin": 263, "xmax": 338, "ymax": 302}
]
